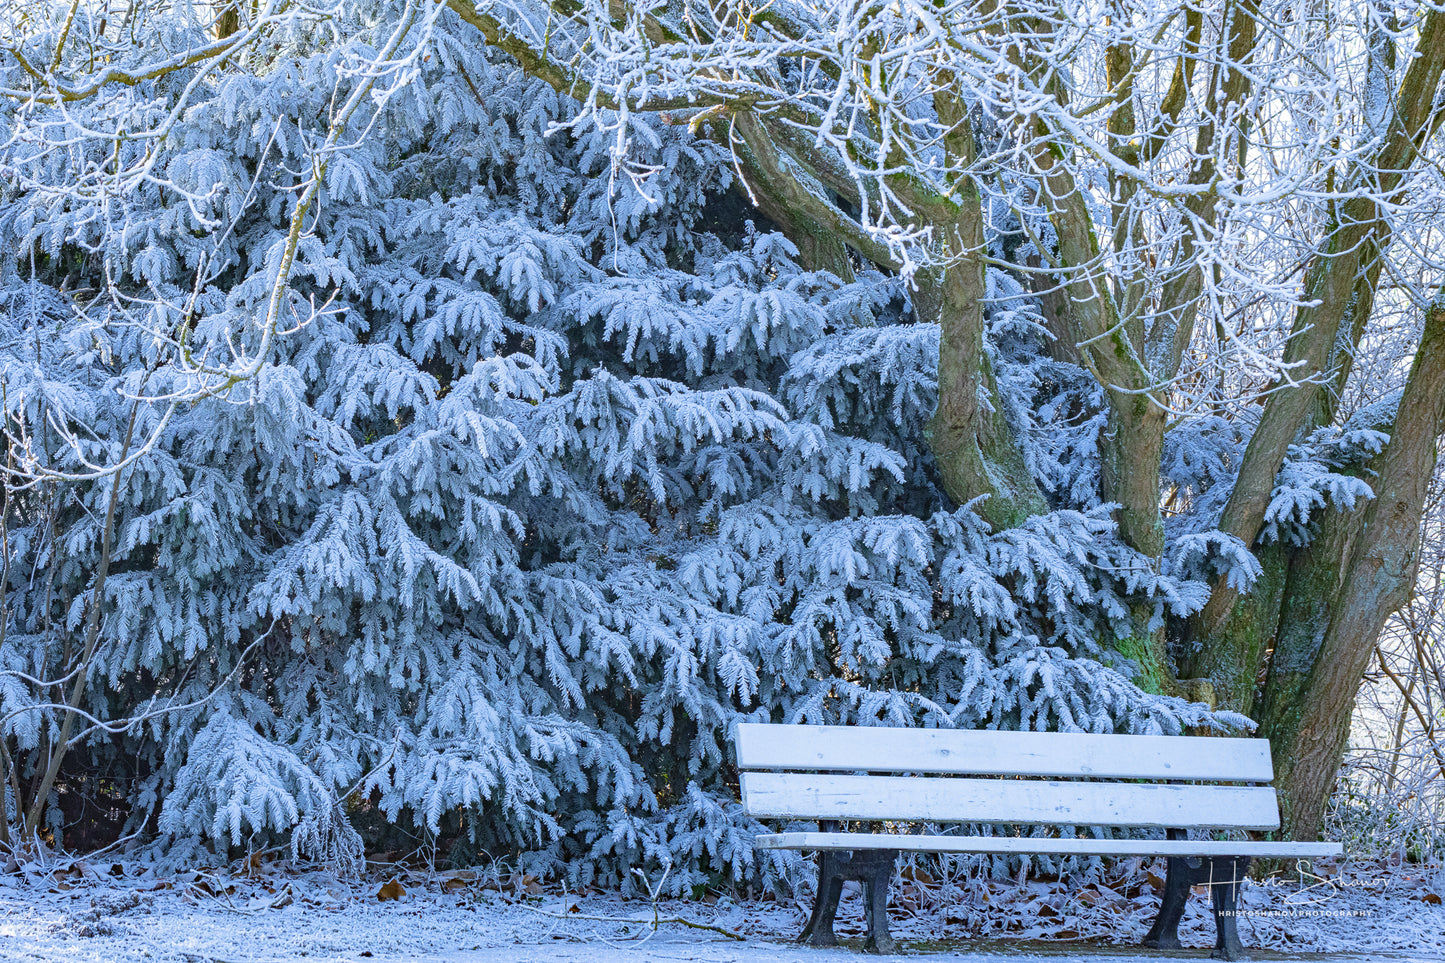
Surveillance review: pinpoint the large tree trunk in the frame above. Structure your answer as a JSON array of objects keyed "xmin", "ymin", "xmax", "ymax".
[
  {"xmin": 1182, "ymin": 541, "xmax": 1289, "ymax": 713},
  {"xmin": 1180, "ymin": 9, "xmax": 1445, "ymax": 839},
  {"xmin": 920, "ymin": 103, "xmax": 1047, "ymax": 530},
  {"xmin": 922, "ymin": 253, "xmax": 1049, "ymax": 532},
  {"xmin": 1257, "ymin": 298, "xmax": 1445, "ymax": 840}
]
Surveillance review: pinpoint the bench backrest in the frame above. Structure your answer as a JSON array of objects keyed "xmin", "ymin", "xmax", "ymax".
[{"xmin": 736, "ymin": 724, "xmax": 1282, "ymax": 832}]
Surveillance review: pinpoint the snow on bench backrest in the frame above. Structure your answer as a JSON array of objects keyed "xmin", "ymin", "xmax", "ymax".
[
  {"xmin": 738, "ymin": 772, "xmax": 1282, "ymax": 830},
  {"xmin": 735, "ymin": 724, "xmax": 1283, "ymax": 832},
  {"xmin": 735, "ymin": 724, "xmax": 1274, "ymax": 781}
]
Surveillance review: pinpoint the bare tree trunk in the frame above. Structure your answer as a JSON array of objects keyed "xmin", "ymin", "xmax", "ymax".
[
  {"xmin": 728, "ymin": 108, "xmax": 1046, "ymax": 531},
  {"xmin": 920, "ymin": 104, "xmax": 1047, "ymax": 530},
  {"xmin": 21, "ymin": 404, "xmax": 138, "ymax": 842},
  {"xmin": 1179, "ymin": 12, "xmax": 1445, "ymax": 839},
  {"xmin": 1180, "ymin": 541, "xmax": 1289, "ymax": 713},
  {"xmin": 215, "ymin": 3, "xmax": 241, "ymax": 39},
  {"xmin": 1195, "ymin": 9, "xmax": 1445, "ymax": 638},
  {"xmin": 1258, "ymin": 296, "xmax": 1445, "ymax": 841}
]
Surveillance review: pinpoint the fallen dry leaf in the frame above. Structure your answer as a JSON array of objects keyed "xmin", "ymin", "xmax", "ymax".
[
  {"xmin": 538, "ymin": 896, "xmax": 579, "ymax": 915},
  {"xmin": 188, "ymin": 878, "xmax": 236, "ymax": 898},
  {"xmin": 901, "ymin": 865, "xmax": 935, "ymax": 886}
]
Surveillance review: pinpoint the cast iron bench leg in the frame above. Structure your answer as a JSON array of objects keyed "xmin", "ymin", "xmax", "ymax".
[
  {"xmin": 1142, "ymin": 849, "xmax": 1252, "ymax": 961},
  {"xmin": 799, "ymin": 848, "xmax": 846, "ymax": 947},
  {"xmin": 1209, "ymin": 856, "xmax": 1251, "ymax": 962},
  {"xmin": 1142, "ymin": 853, "xmax": 1194, "ymax": 950},
  {"xmin": 796, "ymin": 827, "xmax": 899, "ymax": 953},
  {"xmin": 861, "ymin": 849, "xmax": 899, "ymax": 954},
  {"xmin": 1143, "ymin": 827, "xmax": 1193, "ymax": 950}
]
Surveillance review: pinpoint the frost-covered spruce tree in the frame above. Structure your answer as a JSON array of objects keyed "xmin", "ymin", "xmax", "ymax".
[{"xmin": 1, "ymin": 3, "xmax": 1244, "ymax": 887}]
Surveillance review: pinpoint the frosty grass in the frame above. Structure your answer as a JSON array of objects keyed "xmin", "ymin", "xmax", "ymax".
[{"xmin": 1, "ymin": 857, "xmax": 1441, "ymax": 962}]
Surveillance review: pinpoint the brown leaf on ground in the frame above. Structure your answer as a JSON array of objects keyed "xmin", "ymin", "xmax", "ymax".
[
  {"xmin": 189, "ymin": 878, "xmax": 235, "ymax": 898},
  {"xmin": 539, "ymin": 896, "xmax": 580, "ymax": 915},
  {"xmin": 377, "ymin": 879, "xmax": 406, "ymax": 901},
  {"xmin": 901, "ymin": 865, "xmax": 935, "ymax": 886}
]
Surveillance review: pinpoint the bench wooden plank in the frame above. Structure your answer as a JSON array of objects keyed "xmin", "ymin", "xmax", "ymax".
[
  {"xmin": 752, "ymin": 831, "xmax": 1342, "ymax": 858},
  {"xmin": 739, "ymin": 772, "xmax": 1282, "ymax": 830},
  {"xmin": 736, "ymin": 724, "xmax": 1274, "ymax": 782}
]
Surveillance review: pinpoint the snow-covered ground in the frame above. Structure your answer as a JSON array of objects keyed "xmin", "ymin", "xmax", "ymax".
[{"xmin": 1, "ymin": 856, "xmax": 1442, "ymax": 962}]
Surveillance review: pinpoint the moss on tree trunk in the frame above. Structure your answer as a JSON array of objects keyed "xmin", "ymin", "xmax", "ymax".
[
  {"xmin": 1260, "ymin": 299, "xmax": 1445, "ymax": 841},
  {"xmin": 1179, "ymin": 541, "xmax": 1288, "ymax": 714}
]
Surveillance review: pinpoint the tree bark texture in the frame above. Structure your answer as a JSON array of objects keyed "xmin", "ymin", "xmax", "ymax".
[
  {"xmin": 1258, "ymin": 298, "xmax": 1445, "ymax": 840},
  {"xmin": 1199, "ymin": 8, "xmax": 1445, "ymax": 628},
  {"xmin": 1182, "ymin": 9, "xmax": 1445, "ymax": 838}
]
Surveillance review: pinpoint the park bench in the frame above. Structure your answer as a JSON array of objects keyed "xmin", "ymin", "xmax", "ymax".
[{"xmin": 736, "ymin": 723, "xmax": 1342, "ymax": 959}]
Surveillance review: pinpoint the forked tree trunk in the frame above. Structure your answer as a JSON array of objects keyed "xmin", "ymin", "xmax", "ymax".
[
  {"xmin": 726, "ymin": 108, "xmax": 1047, "ymax": 532},
  {"xmin": 1257, "ymin": 298, "xmax": 1445, "ymax": 840},
  {"xmin": 919, "ymin": 175, "xmax": 1048, "ymax": 532},
  {"xmin": 1181, "ymin": 7, "xmax": 1445, "ymax": 839}
]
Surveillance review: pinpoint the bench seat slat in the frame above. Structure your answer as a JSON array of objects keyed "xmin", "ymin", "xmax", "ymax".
[
  {"xmin": 736, "ymin": 724, "xmax": 1274, "ymax": 782},
  {"xmin": 752, "ymin": 832, "xmax": 1342, "ymax": 859},
  {"xmin": 739, "ymin": 772, "xmax": 1281, "ymax": 831}
]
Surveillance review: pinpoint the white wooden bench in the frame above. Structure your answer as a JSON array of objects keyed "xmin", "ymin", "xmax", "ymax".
[{"xmin": 737, "ymin": 723, "xmax": 1342, "ymax": 959}]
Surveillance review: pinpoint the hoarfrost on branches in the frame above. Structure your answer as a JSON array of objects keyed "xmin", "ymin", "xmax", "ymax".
[
  {"xmin": 0, "ymin": 0, "xmax": 1249, "ymax": 886},
  {"xmin": 10, "ymin": 0, "xmax": 1442, "ymax": 885}
]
